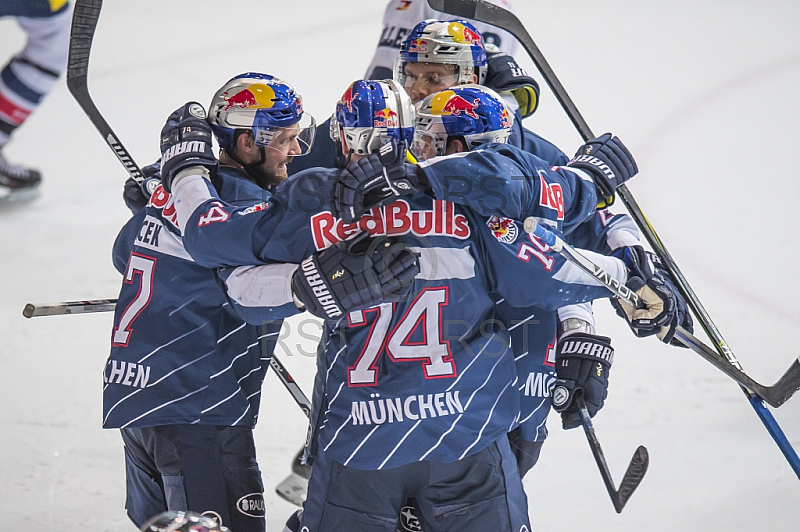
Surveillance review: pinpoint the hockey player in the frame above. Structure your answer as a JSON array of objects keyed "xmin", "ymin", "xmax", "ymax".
[
  {"xmin": 365, "ymin": 0, "xmax": 520, "ymax": 80},
  {"xmin": 0, "ymin": 0, "xmax": 72, "ymax": 202},
  {"xmin": 389, "ymin": 20, "xmax": 693, "ymax": 479},
  {"xmin": 103, "ymin": 73, "xmax": 418, "ymax": 532},
  {"xmin": 161, "ymin": 82, "xmax": 676, "ymax": 531}
]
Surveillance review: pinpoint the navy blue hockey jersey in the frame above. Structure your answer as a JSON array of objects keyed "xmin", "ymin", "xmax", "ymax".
[
  {"xmin": 165, "ymin": 144, "xmax": 628, "ymax": 469},
  {"xmin": 102, "ymin": 167, "xmax": 287, "ymax": 430}
]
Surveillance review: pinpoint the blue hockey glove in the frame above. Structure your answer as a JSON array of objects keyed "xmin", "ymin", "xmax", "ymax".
[
  {"xmin": 291, "ymin": 235, "xmax": 420, "ymax": 320},
  {"xmin": 551, "ymin": 332, "xmax": 614, "ymax": 430},
  {"xmin": 332, "ymin": 139, "xmax": 429, "ymax": 223},
  {"xmin": 610, "ymin": 245, "xmax": 681, "ymax": 344},
  {"xmin": 484, "ymin": 48, "xmax": 539, "ymax": 118},
  {"xmin": 123, "ymin": 161, "xmax": 161, "ymax": 214},
  {"xmin": 567, "ymin": 133, "xmax": 637, "ymax": 208},
  {"xmin": 159, "ymin": 102, "xmax": 217, "ymax": 192}
]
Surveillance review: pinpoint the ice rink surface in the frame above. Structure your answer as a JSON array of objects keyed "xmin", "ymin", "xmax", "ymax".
[{"xmin": 1, "ymin": 1, "xmax": 799, "ymax": 530}]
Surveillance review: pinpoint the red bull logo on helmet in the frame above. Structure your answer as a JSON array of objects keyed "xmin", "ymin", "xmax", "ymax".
[
  {"xmin": 429, "ymin": 90, "xmax": 480, "ymax": 119},
  {"xmin": 340, "ymin": 83, "xmax": 357, "ymax": 113},
  {"xmin": 486, "ymin": 215, "xmax": 518, "ymax": 244},
  {"xmin": 446, "ymin": 22, "xmax": 482, "ymax": 45},
  {"xmin": 407, "ymin": 38, "xmax": 428, "ymax": 54},
  {"xmin": 374, "ymin": 108, "xmax": 399, "ymax": 128},
  {"xmin": 221, "ymin": 83, "xmax": 277, "ymax": 111},
  {"xmin": 500, "ymin": 108, "xmax": 512, "ymax": 129}
]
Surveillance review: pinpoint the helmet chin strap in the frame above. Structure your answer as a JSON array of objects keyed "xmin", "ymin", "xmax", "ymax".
[{"xmin": 226, "ymin": 144, "xmax": 280, "ymax": 190}]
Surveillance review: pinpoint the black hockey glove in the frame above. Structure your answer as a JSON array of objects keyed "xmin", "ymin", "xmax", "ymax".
[
  {"xmin": 291, "ymin": 234, "xmax": 420, "ymax": 320},
  {"xmin": 647, "ymin": 251, "xmax": 694, "ymax": 347},
  {"xmin": 567, "ymin": 133, "xmax": 638, "ymax": 208},
  {"xmin": 332, "ymin": 139, "xmax": 429, "ymax": 223},
  {"xmin": 551, "ymin": 332, "xmax": 614, "ymax": 430},
  {"xmin": 484, "ymin": 48, "xmax": 540, "ymax": 118},
  {"xmin": 123, "ymin": 161, "xmax": 161, "ymax": 214},
  {"xmin": 610, "ymin": 245, "xmax": 681, "ymax": 344},
  {"xmin": 159, "ymin": 102, "xmax": 217, "ymax": 192}
]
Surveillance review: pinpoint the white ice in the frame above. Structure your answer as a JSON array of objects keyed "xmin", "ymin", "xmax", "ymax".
[{"xmin": 1, "ymin": 1, "xmax": 799, "ymax": 530}]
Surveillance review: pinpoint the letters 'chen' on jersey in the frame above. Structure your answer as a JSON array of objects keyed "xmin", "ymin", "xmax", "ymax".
[{"xmin": 102, "ymin": 167, "xmax": 289, "ymax": 430}]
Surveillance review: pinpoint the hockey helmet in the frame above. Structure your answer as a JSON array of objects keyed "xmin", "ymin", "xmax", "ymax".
[
  {"xmin": 412, "ymin": 84, "xmax": 513, "ymax": 160},
  {"xmin": 140, "ymin": 511, "xmax": 230, "ymax": 532},
  {"xmin": 395, "ymin": 20, "xmax": 488, "ymax": 92},
  {"xmin": 208, "ymin": 72, "xmax": 315, "ymax": 155},
  {"xmin": 330, "ymin": 79, "xmax": 415, "ymax": 157}
]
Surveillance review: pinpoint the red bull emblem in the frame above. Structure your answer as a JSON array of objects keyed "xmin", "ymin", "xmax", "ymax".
[
  {"xmin": 221, "ymin": 83, "xmax": 277, "ymax": 111},
  {"xmin": 500, "ymin": 108, "xmax": 512, "ymax": 129},
  {"xmin": 340, "ymin": 83, "xmax": 357, "ymax": 113},
  {"xmin": 373, "ymin": 108, "xmax": 399, "ymax": 128},
  {"xmin": 486, "ymin": 215, "xmax": 518, "ymax": 244},
  {"xmin": 447, "ymin": 22, "xmax": 482, "ymax": 45},
  {"xmin": 429, "ymin": 90, "xmax": 480, "ymax": 119},
  {"xmin": 407, "ymin": 38, "xmax": 428, "ymax": 54}
]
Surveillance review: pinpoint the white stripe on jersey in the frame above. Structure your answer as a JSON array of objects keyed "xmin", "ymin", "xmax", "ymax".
[
  {"xmin": 232, "ymin": 403, "xmax": 251, "ymax": 426},
  {"xmin": 202, "ymin": 387, "xmax": 242, "ymax": 414},
  {"xmin": 445, "ymin": 336, "xmax": 494, "ymax": 392},
  {"xmin": 344, "ymin": 424, "xmax": 381, "ymax": 467},
  {"xmin": 210, "ymin": 340, "xmax": 259, "ymax": 378},
  {"xmin": 411, "ymin": 246, "xmax": 475, "ymax": 281},
  {"xmin": 120, "ymin": 385, "xmax": 209, "ymax": 428},
  {"xmin": 508, "ymin": 313, "xmax": 536, "ymax": 330},
  {"xmin": 139, "ymin": 321, "xmax": 210, "ymax": 364},
  {"xmin": 218, "ymin": 322, "xmax": 246, "ymax": 343},
  {"xmin": 136, "ymin": 215, "xmax": 194, "ymax": 261},
  {"xmin": 459, "ymin": 378, "xmax": 513, "ymax": 460},
  {"xmin": 380, "ymin": 419, "xmax": 423, "ymax": 470},
  {"xmin": 518, "ymin": 397, "xmax": 548, "ymax": 425},
  {"xmin": 323, "ymin": 413, "xmax": 352, "ymax": 452}
]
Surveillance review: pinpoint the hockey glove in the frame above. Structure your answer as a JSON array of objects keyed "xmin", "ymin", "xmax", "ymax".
[
  {"xmin": 159, "ymin": 102, "xmax": 217, "ymax": 192},
  {"xmin": 291, "ymin": 234, "xmax": 420, "ymax": 320},
  {"xmin": 647, "ymin": 251, "xmax": 694, "ymax": 347},
  {"xmin": 551, "ymin": 331, "xmax": 614, "ymax": 430},
  {"xmin": 332, "ymin": 139, "xmax": 429, "ymax": 223},
  {"xmin": 610, "ymin": 245, "xmax": 681, "ymax": 344},
  {"xmin": 567, "ymin": 133, "xmax": 637, "ymax": 208},
  {"xmin": 123, "ymin": 161, "xmax": 161, "ymax": 214},
  {"xmin": 484, "ymin": 48, "xmax": 540, "ymax": 118}
]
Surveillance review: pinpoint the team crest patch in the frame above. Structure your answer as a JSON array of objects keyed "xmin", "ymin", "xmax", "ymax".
[{"xmin": 486, "ymin": 215, "xmax": 518, "ymax": 243}]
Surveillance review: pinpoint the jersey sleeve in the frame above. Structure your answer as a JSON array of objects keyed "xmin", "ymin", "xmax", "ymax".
[
  {"xmin": 112, "ymin": 211, "xmax": 145, "ymax": 274},
  {"xmin": 219, "ymin": 263, "xmax": 302, "ymax": 324},
  {"xmin": 416, "ymin": 144, "xmax": 598, "ymax": 232}
]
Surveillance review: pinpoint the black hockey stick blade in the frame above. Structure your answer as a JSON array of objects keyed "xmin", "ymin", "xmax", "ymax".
[
  {"xmin": 578, "ymin": 400, "xmax": 648, "ymax": 513},
  {"xmin": 67, "ymin": 0, "xmax": 144, "ymax": 183}
]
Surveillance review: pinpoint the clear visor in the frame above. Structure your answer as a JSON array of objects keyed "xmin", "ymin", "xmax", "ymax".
[
  {"xmin": 395, "ymin": 59, "xmax": 460, "ymax": 95},
  {"xmin": 411, "ymin": 130, "xmax": 447, "ymax": 161},
  {"xmin": 255, "ymin": 114, "xmax": 316, "ymax": 156}
]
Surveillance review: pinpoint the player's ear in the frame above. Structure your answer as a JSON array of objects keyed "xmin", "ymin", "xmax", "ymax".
[
  {"xmin": 235, "ymin": 130, "xmax": 256, "ymax": 155},
  {"xmin": 445, "ymin": 136, "xmax": 468, "ymax": 155}
]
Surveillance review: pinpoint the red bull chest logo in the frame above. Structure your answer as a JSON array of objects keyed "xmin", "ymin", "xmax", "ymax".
[
  {"xmin": 429, "ymin": 90, "xmax": 480, "ymax": 119},
  {"xmin": 221, "ymin": 83, "xmax": 277, "ymax": 111},
  {"xmin": 374, "ymin": 108, "xmax": 399, "ymax": 128},
  {"xmin": 486, "ymin": 215, "xmax": 518, "ymax": 244},
  {"xmin": 311, "ymin": 200, "xmax": 470, "ymax": 250}
]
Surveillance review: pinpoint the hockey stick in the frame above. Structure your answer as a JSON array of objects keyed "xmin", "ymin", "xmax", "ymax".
[
  {"xmin": 524, "ymin": 218, "xmax": 800, "ymax": 476},
  {"xmin": 67, "ymin": 0, "xmax": 144, "ymax": 184},
  {"xmin": 428, "ymin": 0, "xmax": 800, "ymax": 475},
  {"xmin": 576, "ymin": 396, "xmax": 648, "ymax": 513},
  {"xmin": 22, "ymin": 298, "xmax": 118, "ymax": 317}
]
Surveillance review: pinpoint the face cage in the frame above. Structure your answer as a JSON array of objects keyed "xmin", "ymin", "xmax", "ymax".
[
  {"xmin": 253, "ymin": 114, "xmax": 316, "ymax": 156},
  {"xmin": 411, "ymin": 128, "xmax": 448, "ymax": 161}
]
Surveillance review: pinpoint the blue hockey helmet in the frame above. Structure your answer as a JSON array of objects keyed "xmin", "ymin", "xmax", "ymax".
[
  {"xmin": 395, "ymin": 20, "xmax": 488, "ymax": 90},
  {"xmin": 330, "ymin": 79, "xmax": 415, "ymax": 157},
  {"xmin": 412, "ymin": 84, "xmax": 513, "ymax": 160},
  {"xmin": 208, "ymin": 72, "xmax": 315, "ymax": 155}
]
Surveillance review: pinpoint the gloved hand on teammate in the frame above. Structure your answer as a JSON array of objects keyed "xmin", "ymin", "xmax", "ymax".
[
  {"xmin": 291, "ymin": 234, "xmax": 420, "ymax": 320},
  {"xmin": 123, "ymin": 161, "xmax": 161, "ymax": 214},
  {"xmin": 159, "ymin": 102, "xmax": 217, "ymax": 192},
  {"xmin": 567, "ymin": 133, "xmax": 638, "ymax": 208},
  {"xmin": 610, "ymin": 245, "xmax": 684, "ymax": 344},
  {"xmin": 332, "ymin": 139, "xmax": 430, "ymax": 223},
  {"xmin": 646, "ymin": 251, "xmax": 694, "ymax": 347},
  {"xmin": 551, "ymin": 328, "xmax": 614, "ymax": 430}
]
